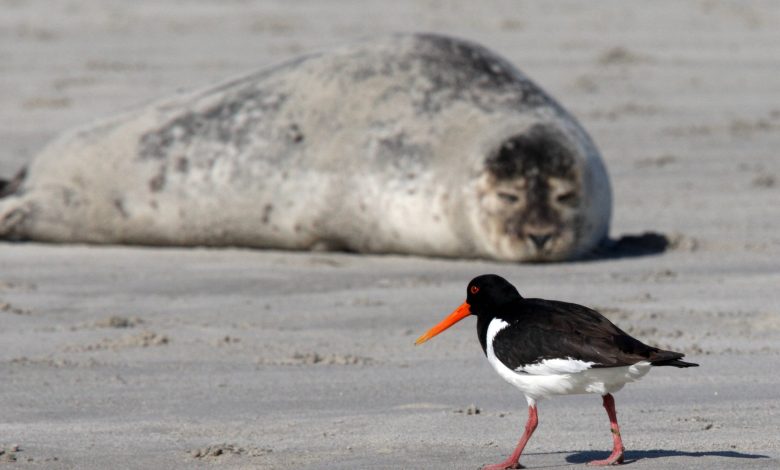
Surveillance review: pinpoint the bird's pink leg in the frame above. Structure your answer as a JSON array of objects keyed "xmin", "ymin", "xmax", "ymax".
[
  {"xmin": 483, "ymin": 405, "xmax": 538, "ymax": 470},
  {"xmin": 588, "ymin": 393, "xmax": 625, "ymax": 466}
]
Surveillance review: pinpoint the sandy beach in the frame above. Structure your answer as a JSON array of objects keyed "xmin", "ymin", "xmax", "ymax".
[{"xmin": 1, "ymin": 1, "xmax": 779, "ymax": 468}]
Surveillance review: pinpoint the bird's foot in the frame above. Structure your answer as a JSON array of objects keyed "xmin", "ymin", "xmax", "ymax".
[
  {"xmin": 586, "ymin": 449, "xmax": 624, "ymax": 466},
  {"xmin": 482, "ymin": 461, "xmax": 524, "ymax": 470}
]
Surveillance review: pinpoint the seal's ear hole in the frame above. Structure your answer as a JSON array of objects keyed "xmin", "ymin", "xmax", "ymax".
[{"xmin": 497, "ymin": 192, "xmax": 519, "ymax": 203}]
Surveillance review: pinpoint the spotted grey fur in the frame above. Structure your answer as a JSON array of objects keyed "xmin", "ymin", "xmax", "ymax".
[{"xmin": 0, "ymin": 33, "xmax": 611, "ymax": 261}]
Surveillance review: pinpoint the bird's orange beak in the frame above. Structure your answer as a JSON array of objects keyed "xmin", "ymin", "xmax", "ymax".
[{"xmin": 415, "ymin": 301, "xmax": 471, "ymax": 345}]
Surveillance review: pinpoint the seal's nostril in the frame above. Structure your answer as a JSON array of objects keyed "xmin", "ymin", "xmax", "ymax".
[{"xmin": 528, "ymin": 234, "xmax": 552, "ymax": 249}]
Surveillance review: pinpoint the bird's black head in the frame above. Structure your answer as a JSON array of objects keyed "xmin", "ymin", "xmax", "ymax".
[
  {"xmin": 415, "ymin": 274, "xmax": 522, "ymax": 345},
  {"xmin": 465, "ymin": 274, "xmax": 523, "ymax": 316}
]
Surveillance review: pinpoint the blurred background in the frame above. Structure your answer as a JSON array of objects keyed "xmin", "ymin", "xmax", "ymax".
[{"xmin": 2, "ymin": 0, "xmax": 779, "ymax": 247}]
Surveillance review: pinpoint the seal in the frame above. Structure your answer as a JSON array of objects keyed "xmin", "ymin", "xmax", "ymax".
[{"xmin": 0, "ymin": 33, "xmax": 611, "ymax": 262}]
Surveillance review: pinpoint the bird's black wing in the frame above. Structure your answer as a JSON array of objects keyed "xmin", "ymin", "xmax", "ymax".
[{"xmin": 491, "ymin": 298, "xmax": 685, "ymax": 371}]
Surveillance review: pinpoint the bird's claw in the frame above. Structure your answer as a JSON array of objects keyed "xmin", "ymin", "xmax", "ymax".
[
  {"xmin": 481, "ymin": 462, "xmax": 524, "ymax": 470},
  {"xmin": 586, "ymin": 452, "xmax": 625, "ymax": 466}
]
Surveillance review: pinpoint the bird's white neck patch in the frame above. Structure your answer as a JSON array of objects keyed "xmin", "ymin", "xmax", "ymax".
[
  {"xmin": 485, "ymin": 318, "xmax": 516, "ymax": 379},
  {"xmin": 486, "ymin": 318, "xmax": 511, "ymax": 353}
]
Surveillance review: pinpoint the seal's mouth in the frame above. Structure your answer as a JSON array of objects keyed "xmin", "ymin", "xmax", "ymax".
[
  {"xmin": 521, "ymin": 233, "xmax": 560, "ymax": 260},
  {"xmin": 505, "ymin": 220, "xmax": 561, "ymax": 251},
  {"xmin": 499, "ymin": 219, "xmax": 577, "ymax": 262},
  {"xmin": 524, "ymin": 232, "xmax": 556, "ymax": 252}
]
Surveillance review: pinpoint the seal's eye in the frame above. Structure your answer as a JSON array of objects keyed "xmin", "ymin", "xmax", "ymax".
[
  {"xmin": 497, "ymin": 192, "xmax": 519, "ymax": 203},
  {"xmin": 470, "ymin": 285, "xmax": 480, "ymax": 294},
  {"xmin": 556, "ymin": 191, "xmax": 577, "ymax": 205}
]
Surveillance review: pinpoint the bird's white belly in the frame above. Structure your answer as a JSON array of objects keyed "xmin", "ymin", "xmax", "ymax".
[{"xmin": 485, "ymin": 319, "xmax": 652, "ymax": 404}]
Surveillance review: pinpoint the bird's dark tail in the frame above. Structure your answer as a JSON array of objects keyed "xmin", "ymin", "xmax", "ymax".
[
  {"xmin": 651, "ymin": 358, "xmax": 699, "ymax": 368},
  {"xmin": 649, "ymin": 349, "xmax": 699, "ymax": 367}
]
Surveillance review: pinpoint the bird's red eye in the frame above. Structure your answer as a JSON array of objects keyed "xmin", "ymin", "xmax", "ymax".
[{"xmin": 470, "ymin": 286, "xmax": 479, "ymax": 294}]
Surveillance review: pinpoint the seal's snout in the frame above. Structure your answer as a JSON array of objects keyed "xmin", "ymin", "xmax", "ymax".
[
  {"xmin": 506, "ymin": 218, "xmax": 558, "ymax": 248},
  {"xmin": 528, "ymin": 233, "xmax": 552, "ymax": 250}
]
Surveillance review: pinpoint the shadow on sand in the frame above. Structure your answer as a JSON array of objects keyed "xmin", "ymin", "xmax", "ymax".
[
  {"xmin": 584, "ymin": 231, "xmax": 673, "ymax": 261},
  {"xmin": 564, "ymin": 449, "xmax": 771, "ymax": 464}
]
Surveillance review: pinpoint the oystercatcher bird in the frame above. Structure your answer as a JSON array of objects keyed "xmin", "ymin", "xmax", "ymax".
[{"xmin": 416, "ymin": 274, "xmax": 698, "ymax": 469}]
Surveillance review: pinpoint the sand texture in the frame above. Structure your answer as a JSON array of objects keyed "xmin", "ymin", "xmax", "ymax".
[{"xmin": 1, "ymin": 1, "xmax": 779, "ymax": 469}]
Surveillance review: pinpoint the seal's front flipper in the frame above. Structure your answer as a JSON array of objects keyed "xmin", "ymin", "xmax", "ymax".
[
  {"xmin": 0, "ymin": 196, "xmax": 31, "ymax": 240},
  {"xmin": 0, "ymin": 168, "xmax": 31, "ymax": 239}
]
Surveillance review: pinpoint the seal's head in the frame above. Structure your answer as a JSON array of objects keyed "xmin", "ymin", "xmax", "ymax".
[{"xmin": 473, "ymin": 124, "xmax": 609, "ymax": 262}]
